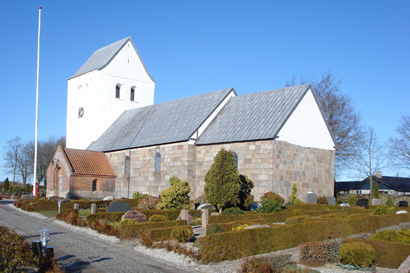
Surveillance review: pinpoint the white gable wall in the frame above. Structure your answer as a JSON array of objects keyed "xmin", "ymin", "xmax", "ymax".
[
  {"xmin": 277, "ymin": 88, "xmax": 335, "ymax": 150},
  {"xmin": 66, "ymin": 40, "xmax": 155, "ymax": 149}
]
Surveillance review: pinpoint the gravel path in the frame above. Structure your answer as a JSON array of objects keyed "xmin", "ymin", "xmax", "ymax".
[{"xmin": 2, "ymin": 200, "xmax": 407, "ymax": 273}]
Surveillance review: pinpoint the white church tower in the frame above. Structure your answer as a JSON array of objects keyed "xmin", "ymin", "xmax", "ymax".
[{"xmin": 66, "ymin": 37, "xmax": 155, "ymax": 149}]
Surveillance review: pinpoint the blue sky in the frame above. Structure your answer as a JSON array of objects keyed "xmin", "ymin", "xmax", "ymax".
[{"xmin": 1, "ymin": 1, "xmax": 409, "ymax": 181}]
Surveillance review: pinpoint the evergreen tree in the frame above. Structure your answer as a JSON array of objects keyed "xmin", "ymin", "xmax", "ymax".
[
  {"xmin": 204, "ymin": 149, "xmax": 241, "ymax": 213},
  {"xmin": 3, "ymin": 178, "xmax": 9, "ymax": 191},
  {"xmin": 373, "ymin": 184, "xmax": 380, "ymax": 199},
  {"xmin": 288, "ymin": 182, "xmax": 302, "ymax": 204}
]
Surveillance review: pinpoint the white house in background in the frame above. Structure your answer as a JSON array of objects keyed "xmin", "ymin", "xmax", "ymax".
[{"xmin": 66, "ymin": 37, "xmax": 155, "ymax": 149}]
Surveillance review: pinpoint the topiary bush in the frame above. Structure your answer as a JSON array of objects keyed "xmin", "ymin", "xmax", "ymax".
[
  {"xmin": 375, "ymin": 204, "xmax": 395, "ymax": 215},
  {"xmin": 206, "ymin": 223, "xmax": 224, "ymax": 235},
  {"xmin": 373, "ymin": 184, "xmax": 380, "ymax": 199},
  {"xmin": 158, "ymin": 177, "xmax": 190, "ymax": 210},
  {"xmin": 221, "ymin": 207, "xmax": 244, "ymax": 215},
  {"xmin": 339, "ymin": 242, "xmax": 375, "ymax": 268},
  {"xmin": 370, "ymin": 228, "xmax": 410, "ymax": 244},
  {"xmin": 386, "ymin": 196, "xmax": 394, "ymax": 207},
  {"xmin": 149, "ymin": 214, "xmax": 168, "ymax": 222},
  {"xmin": 288, "ymin": 182, "xmax": 302, "ymax": 205},
  {"xmin": 171, "ymin": 227, "xmax": 194, "ymax": 242}
]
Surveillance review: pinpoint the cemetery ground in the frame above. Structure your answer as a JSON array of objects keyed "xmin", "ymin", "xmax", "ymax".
[{"xmin": 1, "ymin": 197, "xmax": 410, "ymax": 272}]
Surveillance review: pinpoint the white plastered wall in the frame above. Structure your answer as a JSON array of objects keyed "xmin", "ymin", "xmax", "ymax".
[
  {"xmin": 277, "ymin": 88, "xmax": 335, "ymax": 150},
  {"xmin": 66, "ymin": 40, "xmax": 155, "ymax": 149}
]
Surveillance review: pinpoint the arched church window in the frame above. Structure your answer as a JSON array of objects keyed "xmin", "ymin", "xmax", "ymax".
[
  {"xmin": 92, "ymin": 179, "xmax": 98, "ymax": 191},
  {"xmin": 125, "ymin": 156, "xmax": 130, "ymax": 175},
  {"xmin": 232, "ymin": 152, "xmax": 238, "ymax": 171},
  {"xmin": 115, "ymin": 84, "xmax": 121, "ymax": 99},
  {"xmin": 130, "ymin": 87, "xmax": 135, "ymax": 101},
  {"xmin": 154, "ymin": 152, "xmax": 161, "ymax": 174}
]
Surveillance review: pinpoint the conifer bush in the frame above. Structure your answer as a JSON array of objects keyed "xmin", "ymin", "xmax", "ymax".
[
  {"xmin": 171, "ymin": 227, "xmax": 194, "ymax": 242},
  {"xmin": 221, "ymin": 207, "xmax": 244, "ymax": 215},
  {"xmin": 204, "ymin": 149, "xmax": 241, "ymax": 213},
  {"xmin": 373, "ymin": 184, "xmax": 380, "ymax": 199},
  {"xmin": 149, "ymin": 214, "xmax": 168, "ymax": 222},
  {"xmin": 288, "ymin": 182, "xmax": 302, "ymax": 204},
  {"xmin": 339, "ymin": 242, "xmax": 375, "ymax": 268},
  {"xmin": 386, "ymin": 196, "xmax": 394, "ymax": 207},
  {"xmin": 375, "ymin": 204, "xmax": 395, "ymax": 215}
]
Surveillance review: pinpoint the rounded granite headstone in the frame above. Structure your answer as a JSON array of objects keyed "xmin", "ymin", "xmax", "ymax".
[
  {"xmin": 121, "ymin": 210, "xmax": 147, "ymax": 222},
  {"xmin": 106, "ymin": 201, "xmax": 132, "ymax": 213}
]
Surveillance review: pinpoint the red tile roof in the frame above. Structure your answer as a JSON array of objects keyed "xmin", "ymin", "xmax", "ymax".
[{"xmin": 64, "ymin": 148, "xmax": 116, "ymax": 176}]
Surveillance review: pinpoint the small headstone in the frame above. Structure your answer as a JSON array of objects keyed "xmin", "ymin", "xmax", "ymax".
[
  {"xmin": 177, "ymin": 210, "xmax": 194, "ymax": 224},
  {"xmin": 303, "ymin": 193, "xmax": 318, "ymax": 204},
  {"xmin": 121, "ymin": 210, "xmax": 147, "ymax": 222},
  {"xmin": 372, "ymin": 198, "xmax": 381, "ymax": 206},
  {"xmin": 201, "ymin": 209, "xmax": 209, "ymax": 227},
  {"xmin": 245, "ymin": 224, "xmax": 270, "ymax": 229},
  {"xmin": 211, "ymin": 212, "xmax": 220, "ymax": 216},
  {"xmin": 356, "ymin": 199, "xmax": 369, "ymax": 209},
  {"xmin": 340, "ymin": 203, "xmax": 350, "ymax": 207},
  {"xmin": 103, "ymin": 196, "xmax": 114, "ymax": 201},
  {"xmin": 74, "ymin": 203, "xmax": 80, "ymax": 210},
  {"xmin": 396, "ymin": 210, "xmax": 408, "ymax": 214},
  {"xmin": 91, "ymin": 204, "xmax": 97, "ymax": 214},
  {"xmin": 326, "ymin": 196, "xmax": 336, "ymax": 205},
  {"xmin": 106, "ymin": 201, "xmax": 131, "ymax": 213},
  {"xmin": 398, "ymin": 201, "xmax": 408, "ymax": 207},
  {"xmin": 197, "ymin": 203, "xmax": 216, "ymax": 210},
  {"xmin": 249, "ymin": 202, "xmax": 259, "ymax": 211}
]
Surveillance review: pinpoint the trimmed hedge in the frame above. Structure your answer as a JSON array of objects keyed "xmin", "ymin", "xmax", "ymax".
[
  {"xmin": 118, "ymin": 220, "xmax": 187, "ymax": 239},
  {"xmin": 199, "ymin": 213, "xmax": 410, "ymax": 263},
  {"xmin": 207, "ymin": 219, "xmax": 268, "ymax": 232},
  {"xmin": 86, "ymin": 212, "xmax": 124, "ymax": 223},
  {"xmin": 344, "ymin": 238, "xmax": 410, "ymax": 269},
  {"xmin": 149, "ymin": 226, "xmax": 193, "ymax": 242}
]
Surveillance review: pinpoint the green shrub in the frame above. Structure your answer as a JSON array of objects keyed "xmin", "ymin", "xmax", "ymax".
[
  {"xmin": 348, "ymin": 196, "xmax": 357, "ymax": 206},
  {"xmin": 132, "ymin": 191, "xmax": 146, "ymax": 200},
  {"xmin": 375, "ymin": 205, "xmax": 395, "ymax": 215},
  {"xmin": 171, "ymin": 227, "xmax": 194, "ymax": 242},
  {"xmin": 257, "ymin": 199, "xmax": 283, "ymax": 213},
  {"xmin": 340, "ymin": 242, "xmax": 375, "ymax": 268},
  {"xmin": 238, "ymin": 174, "xmax": 254, "ymax": 211},
  {"xmin": 285, "ymin": 215, "xmax": 314, "ymax": 225},
  {"xmin": 386, "ymin": 196, "xmax": 394, "ymax": 207},
  {"xmin": 373, "ymin": 184, "xmax": 380, "ymax": 199},
  {"xmin": 288, "ymin": 182, "xmax": 302, "ymax": 205},
  {"xmin": 206, "ymin": 223, "xmax": 224, "ymax": 235},
  {"xmin": 344, "ymin": 238, "xmax": 410, "ymax": 269},
  {"xmin": 158, "ymin": 177, "xmax": 190, "ymax": 210},
  {"xmin": 370, "ymin": 228, "xmax": 410, "ymax": 244},
  {"xmin": 221, "ymin": 207, "xmax": 244, "ymax": 215},
  {"xmin": 149, "ymin": 214, "xmax": 168, "ymax": 222}
]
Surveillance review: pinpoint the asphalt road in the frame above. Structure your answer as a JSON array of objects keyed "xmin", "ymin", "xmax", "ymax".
[{"xmin": 0, "ymin": 200, "xmax": 194, "ymax": 273}]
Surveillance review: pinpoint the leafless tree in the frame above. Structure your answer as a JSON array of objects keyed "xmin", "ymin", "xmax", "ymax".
[
  {"xmin": 286, "ymin": 72, "xmax": 364, "ymax": 176},
  {"xmin": 389, "ymin": 115, "xmax": 410, "ymax": 175},
  {"xmin": 2, "ymin": 137, "xmax": 23, "ymax": 185},
  {"xmin": 354, "ymin": 127, "xmax": 387, "ymax": 201},
  {"xmin": 18, "ymin": 142, "xmax": 33, "ymax": 186}
]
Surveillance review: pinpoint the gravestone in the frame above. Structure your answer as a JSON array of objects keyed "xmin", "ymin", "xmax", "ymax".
[
  {"xmin": 201, "ymin": 209, "xmax": 209, "ymax": 227},
  {"xmin": 177, "ymin": 210, "xmax": 194, "ymax": 224},
  {"xmin": 74, "ymin": 203, "xmax": 80, "ymax": 210},
  {"xmin": 398, "ymin": 201, "xmax": 408, "ymax": 207},
  {"xmin": 372, "ymin": 198, "xmax": 381, "ymax": 206},
  {"xmin": 326, "ymin": 196, "xmax": 336, "ymax": 205},
  {"xmin": 106, "ymin": 201, "xmax": 131, "ymax": 213},
  {"xmin": 356, "ymin": 199, "xmax": 369, "ymax": 209},
  {"xmin": 91, "ymin": 204, "xmax": 97, "ymax": 214},
  {"xmin": 103, "ymin": 196, "xmax": 114, "ymax": 201},
  {"xmin": 245, "ymin": 224, "xmax": 270, "ymax": 229},
  {"xmin": 303, "ymin": 193, "xmax": 317, "ymax": 204},
  {"xmin": 340, "ymin": 203, "xmax": 350, "ymax": 207},
  {"xmin": 121, "ymin": 210, "xmax": 147, "ymax": 222},
  {"xmin": 396, "ymin": 210, "xmax": 408, "ymax": 214}
]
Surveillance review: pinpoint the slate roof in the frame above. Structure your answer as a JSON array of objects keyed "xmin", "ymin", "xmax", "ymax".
[
  {"xmin": 63, "ymin": 148, "xmax": 116, "ymax": 176},
  {"xmin": 88, "ymin": 88, "xmax": 235, "ymax": 152},
  {"xmin": 335, "ymin": 176, "xmax": 410, "ymax": 192},
  {"xmin": 68, "ymin": 37, "xmax": 155, "ymax": 82},
  {"xmin": 196, "ymin": 84, "xmax": 311, "ymax": 145}
]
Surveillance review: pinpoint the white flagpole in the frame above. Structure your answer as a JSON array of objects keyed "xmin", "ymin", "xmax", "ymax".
[{"xmin": 33, "ymin": 7, "xmax": 42, "ymax": 197}]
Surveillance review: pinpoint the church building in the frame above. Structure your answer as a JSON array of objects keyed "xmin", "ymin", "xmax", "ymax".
[{"xmin": 46, "ymin": 37, "xmax": 336, "ymax": 201}]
